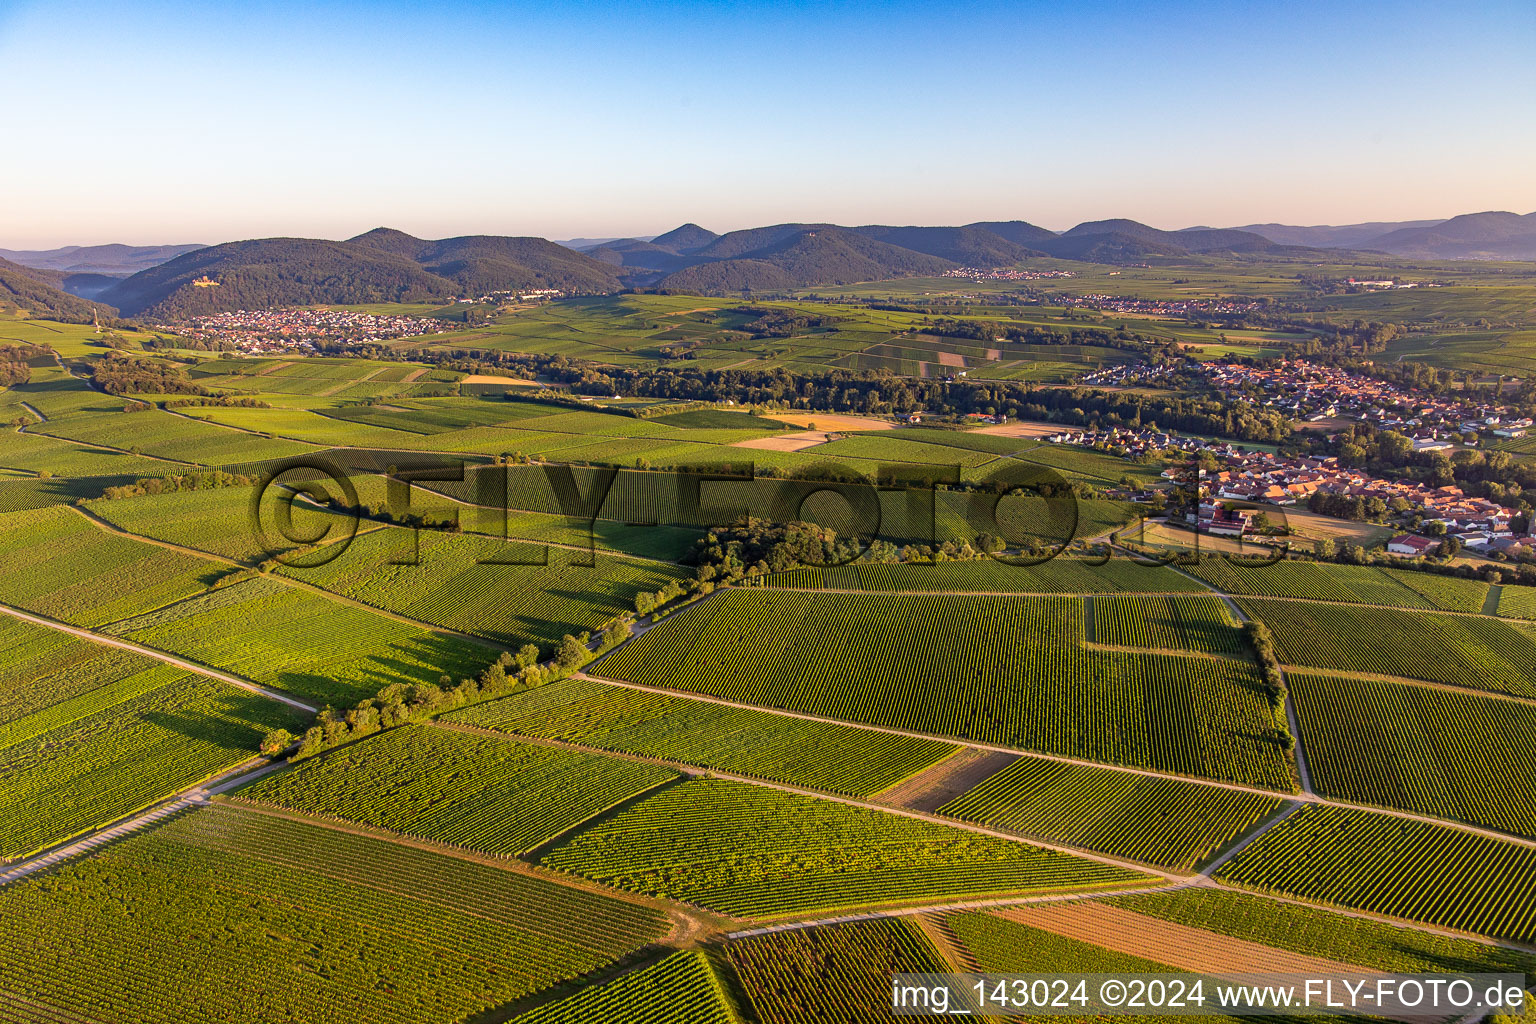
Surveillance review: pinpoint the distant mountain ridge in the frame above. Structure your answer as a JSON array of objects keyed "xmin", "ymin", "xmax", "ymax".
[
  {"xmin": 0, "ymin": 243, "xmax": 206, "ymax": 275},
  {"xmin": 45, "ymin": 207, "xmax": 1536, "ymax": 320},
  {"xmin": 1233, "ymin": 212, "xmax": 1536, "ymax": 259}
]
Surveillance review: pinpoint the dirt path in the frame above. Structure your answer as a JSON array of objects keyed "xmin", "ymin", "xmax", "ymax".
[{"xmin": 0, "ymin": 755, "xmax": 273, "ymax": 886}]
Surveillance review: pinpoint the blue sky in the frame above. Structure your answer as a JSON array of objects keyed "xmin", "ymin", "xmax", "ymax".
[{"xmin": 2, "ymin": 0, "xmax": 1533, "ymax": 246}]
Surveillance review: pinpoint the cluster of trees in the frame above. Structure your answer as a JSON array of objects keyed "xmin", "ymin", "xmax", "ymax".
[
  {"xmin": 735, "ymin": 306, "xmax": 842, "ymax": 338},
  {"xmin": 97, "ymin": 469, "xmax": 261, "ymax": 501},
  {"xmin": 0, "ymin": 343, "xmax": 44, "ymax": 386},
  {"xmin": 268, "ymin": 615, "xmax": 638, "ymax": 761},
  {"xmin": 91, "ymin": 352, "xmax": 208, "ymax": 396},
  {"xmin": 163, "ymin": 395, "xmax": 270, "ymax": 408},
  {"xmin": 923, "ymin": 318, "xmax": 1175, "ymax": 357},
  {"xmin": 1241, "ymin": 620, "xmax": 1295, "ymax": 751}
]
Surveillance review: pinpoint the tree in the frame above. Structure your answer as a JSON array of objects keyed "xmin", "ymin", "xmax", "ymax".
[
  {"xmin": 259, "ymin": 728, "xmax": 295, "ymax": 757},
  {"xmin": 1314, "ymin": 537, "xmax": 1336, "ymax": 559}
]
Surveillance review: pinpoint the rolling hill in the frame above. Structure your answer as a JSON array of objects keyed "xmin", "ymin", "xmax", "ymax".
[
  {"xmin": 101, "ymin": 231, "xmax": 624, "ymax": 317},
  {"xmin": 658, "ymin": 226, "xmax": 956, "ymax": 292},
  {"xmin": 1234, "ymin": 211, "xmax": 1536, "ymax": 259},
  {"xmin": 0, "ymin": 257, "xmax": 119, "ymax": 322}
]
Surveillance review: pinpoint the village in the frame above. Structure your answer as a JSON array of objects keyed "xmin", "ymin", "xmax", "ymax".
[
  {"xmin": 1200, "ymin": 360, "xmax": 1531, "ymax": 442},
  {"xmin": 166, "ymin": 308, "xmax": 460, "ymax": 352},
  {"xmin": 1043, "ymin": 424, "xmax": 1534, "ymax": 560}
]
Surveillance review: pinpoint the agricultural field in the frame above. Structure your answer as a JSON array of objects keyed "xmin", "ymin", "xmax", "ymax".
[
  {"xmin": 0, "ymin": 666, "xmax": 304, "ymax": 859},
  {"xmin": 1187, "ymin": 557, "xmax": 1488, "ymax": 611},
  {"xmin": 188, "ymin": 355, "xmax": 461, "ymax": 398},
  {"xmin": 1216, "ymin": 804, "xmax": 1536, "ymax": 943},
  {"xmin": 759, "ymin": 554, "xmax": 1207, "ymax": 594},
  {"xmin": 0, "ymin": 805, "xmax": 667, "ymax": 1024},
  {"xmin": 274, "ymin": 524, "xmax": 690, "ymax": 652},
  {"xmin": 597, "ymin": 590, "xmax": 1294, "ymax": 789},
  {"xmin": 1240, "ymin": 597, "xmax": 1536, "ymax": 699},
  {"xmin": 116, "ymin": 575, "xmax": 498, "ymax": 706},
  {"xmin": 1109, "ymin": 887, "xmax": 1536, "ymax": 976},
  {"xmin": 238, "ymin": 723, "xmax": 678, "ymax": 855},
  {"xmin": 1288, "ymin": 671, "xmax": 1536, "ymax": 837},
  {"xmin": 508, "ymin": 951, "xmax": 739, "ymax": 1024},
  {"xmin": 445, "ymin": 674, "xmax": 960, "ymax": 797},
  {"xmin": 1091, "ymin": 594, "xmax": 1243, "ymax": 653},
  {"xmin": 938, "ymin": 757, "xmax": 1285, "ymax": 870},
  {"xmin": 725, "ymin": 919, "xmax": 951, "ymax": 1023},
  {"xmin": 0, "ymin": 504, "xmax": 234, "ymax": 627},
  {"xmin": 36, "ymin": 406, "xmax": 322, "ymax": 465},
  {"xmin": 540, "ymin": 778, "xmax": 1146, "ymax": 919}
]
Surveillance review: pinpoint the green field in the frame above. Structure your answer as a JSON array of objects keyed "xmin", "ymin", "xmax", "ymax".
[
  {"xmin": 1241, "ymin": 597, "xmax": 1536, "ymax": 699},
  {"xmin": 0, "ymin": 504, "xmax": 233, "ymax": 627},
  {"xmin": 597, "ymin": 590, "xmax": 1294, "ymax": 788},
  {"xmin": 1289, "ymin": 671, "xmax": 1536, "ymax": 837},
  {"xmin": 1188, "ymin": 557, "xmax": 1489, "ymax": 611},
  {"xmin": 508, "ymin": 950, "xmax": 738, "ymax": 1024},
  {"xmin": 116, "ymin": 575, "xmax": 498, "ymax": 706},
  {"xmin": 238, "ymin": 723, "xmax": 677, "ymax": 855},
  {"xmin": 0, "ymin": 805, "xmax": 666, "ymax": 1023},
  {"xmin": 1110, "ymin": 887, "xmax": 1536, "ymax": 975},
  {"xmin": 939, "ymin": 757, "xmax": 1285, "ymax": 870},
  {"xmin": 275, "ymin": 525, "xmax": 690, "ymax": 652},
  {"xmin": 759, "ymin": 555, "xmax": 1207, "ymax": 594},
  {"xmin": 541, "ymin": 778, "xmax": 1146, "ymax": 919},
  {"xmin": 0, "ymin": 612, "xmax": 306, "ymax": 858},
  {"xmin": 446, "ymin": 674, "xmax": 959, "ymax": 797},
  {"xmin": 726, "ymin": 919, "xmax": 950, "ymax": 1023},
  {"xmin": 1217, "ymin": 804, "xmax": 1536, "ymax": 942}
]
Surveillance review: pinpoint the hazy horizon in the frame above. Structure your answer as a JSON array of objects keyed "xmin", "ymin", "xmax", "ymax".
[{"xmin": 3, "ymin": 0, "xmax": 1533, "ymax": 249}]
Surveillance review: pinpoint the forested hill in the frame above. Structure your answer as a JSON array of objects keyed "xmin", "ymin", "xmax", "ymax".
[
  {"xmin": 100, "ymin": 232, "xmax": 625, "ymax": 318},
  {"xmin": 0, "ymin": 257, "xmax": 118, "ymax": 323}
]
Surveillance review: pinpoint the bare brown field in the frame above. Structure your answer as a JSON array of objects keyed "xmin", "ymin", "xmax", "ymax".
[
  {"xmin": 731, "ymin": 431, "xmax": 830, "ymax": 452},
  {"xmin": 764, "ymin": 411, "xmax": 895, "ymax": 431},
  {"xmin": 460, "ymin": 373, "xmax": 541, "ymax": 386},
  {"xmin": 973, "ymin": 419, "xmax": 1065, "ymax": 439},
  {"xmin": 990, "ymin": 903, "xmax": 1374, "ymax": 977},
  {"xmin": 874, "ymin": 748, "xmax": 1019, "ymax": 813}
]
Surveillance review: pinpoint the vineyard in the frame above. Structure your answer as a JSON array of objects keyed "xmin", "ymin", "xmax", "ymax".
[
  {"xmin": 725, "ymin": 919, "xmax": 950, "ymax": 1024},
  {"xmin": 39, "ymin": 407, "xmax": 321, "ymax": 465},
  {"xmin": 121, "ymin": 576, "xmax": 497, "ymax": 706},
  {"xmin": 937, "ymin": 757, "xmax": 1285, "ymax": 870},
  {"xmin": 757, "ymin": 556, "xmax": 1207, "ymax": 595},
  {"xmin": 0, "ymin": 671, "xmax": 305, "ymax": 859},
  {"xmin": 1497, "ymin": 583, "xmax": 1536, "ymax": 619},
  {"xmin": 1240, "ymin": 597, "xmax": 1536, "ymax": 699},
  {"xmin": 0, "ymin": 505, "xmax": 231, "ymax": 628},
  {"xmin": 540, "ymin": 778, "xmax": 1146, "ymax": 918},
  {"xmin": 0, "ymin": 615, "xmax": 160, "ymax": 729},
  {"xmin": 445, "ymin": 675, "xmax": 959, "ymax": 797},
  {"xmin": 1288, "ymin": 671, "xmax": 1536, "ymax": 837},
  {"xmin": 596, "ymin": 590, "xmax": 1294, "ymax": 789},
  {"xmin": 238, "ymin": 724, "xmax": 678, "ymax": 855},
  {"xmin": 948, "ymin": 908, "xmax": 1173, "ymax": 974},
  {"xmin": 0, "ymin": 805, "xmax": 666, "ymax": 1024},
  {"xmin": 1187, "ymin": 558, "xmax": 1488, "ymax": 612},
  {"xmin": 0, "ymin": 425, "xmax": 170, "ymax": 479},
  {"xmin": 1090, "ymin": 594, "xmax": 1243, "ymax": 653},
  {"xmin": 508, "ymin": 951, "xmax": 738, "ymax": 1024},
  {"xmin": 1216, "ymin": 804, "xmax": 1536, "ymax": 942},
  {"xmin": 276, "ymin": 525, "xmax": 689, "ymax": 651}
]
